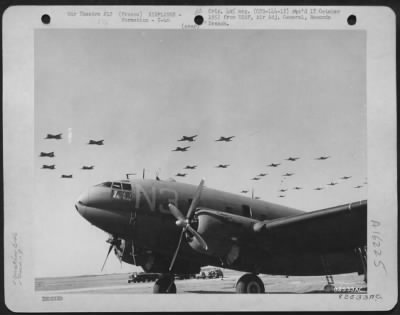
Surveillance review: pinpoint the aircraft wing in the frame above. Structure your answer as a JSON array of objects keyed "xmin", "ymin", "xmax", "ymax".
[{"xmin": 195, "ymin": 200, "xmax": 366, "ymax": 256}]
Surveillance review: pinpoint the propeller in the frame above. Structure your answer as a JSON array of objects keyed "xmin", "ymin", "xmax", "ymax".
[
  {"xmin": 101, "ymin": 235, "xmax": 120, "ymax": 272},
  {"xmin": 168, "ymin": 179, "xmax": 208, "ymax": 271}
]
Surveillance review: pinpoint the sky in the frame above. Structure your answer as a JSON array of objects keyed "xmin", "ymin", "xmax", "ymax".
[{"xmin": 34, "ymin": 29, "xmax": 366, "ymax": 277}]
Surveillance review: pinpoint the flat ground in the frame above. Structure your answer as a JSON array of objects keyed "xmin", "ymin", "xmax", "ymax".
[{"xmin": 35, "ymin": 270, "xmax": 366, "ymax": 294}]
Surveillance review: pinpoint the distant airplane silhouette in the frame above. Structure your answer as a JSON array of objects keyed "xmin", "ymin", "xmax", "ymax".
[
  {"xmin": 215, "ymin": 136, "xmax": 235, "ymax": 142},
  {"xmin": 340, "ymin": 176, "xmax": 352, "ymax": 180},
  {"xmin": 175, "ymin": 173, "xmax": 187, "ymax": 177},
  {"xmin": 315, "ymin": 156, "xmax": 330, "ymax": 160},
  {"xmin": 267, "ymin": 163, "xmax": 280, "ymax": 167},
  {"xmin": 61, "ymin": 174, "xmax": 72, "ymax": 178},
  {"xmin": 354, "ymin": 185, "xmax": 363, "ymax": 189},
  {"xmin": 184, "ymin": 165, "xmax": 197, "ymax": 170},
  {"xmin": 257, "ymin": 173, "xmax": 267, "ymax": 177},
  {"xmin": 45, "ymin": 133, "xmax": 62, "ymax": 139},
  {"xmin": 251, "ymin": 177, "xmax": 260, "ymax": 180},
  {"xmin": 327, "ymin": 182, "xmax": 338, "ymax": 186},
  {"xmin": 82, "ymin": 166, "xmax": 94, "ymax": 170},
  {"xmin": 240, "ymin": 190, "xmax": 249, "ymax": 193},
  {"xmin": 293, "ymin": 187, "xmax": 302, "ymax": 190},
  {"xmin": 88, "ymin": 140, "xmax": 104, "ymax": 145},
  {"xmin": 39, "ymin": 152, "xmax": 55, "ymax": 157},
  {"xmin": 278, "ymin": 195, "xmax": 285, "ymax": 198},
  {"xmin": 178, "ymin": 135, "xmax": 198, "ymax": 142},
  {"xmin": 172, "ymin": 146, "xmax": 190, "ymax": 152},
  {"xmin": 216, "ymin": 164, "xmax": 230, "ymax": 168},
  {"xmin": 42, "ymin": 165, "xmax": 55, "ymax": 169},
  {"xmin": 283, "ymin": 173, "xmax": 294, "ymax": 177},
  {"xmin": 279, "ymin": 189, "xmax": 288, "ymax": 192},
  {"xmin": 254, "ymin": 197, "xmax": 261, "ymax": 200},
  {"xmin": 286, "ymin": 157, "xmax": 300, "ymax": 161},
  {"xmin": 314, "ymin": 187, "xmax": 324, "ymax": 190}
]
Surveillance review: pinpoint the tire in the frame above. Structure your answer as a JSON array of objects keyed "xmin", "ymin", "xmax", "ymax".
[
  {"xmin": 153, "ymin": 275, "xmax": 177, "ymax": 293},
  {"xmin": 236, "ymin": 274, "xmax": 265, "ymax": 293}
]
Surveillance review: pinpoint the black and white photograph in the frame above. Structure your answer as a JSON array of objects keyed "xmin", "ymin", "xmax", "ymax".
[{"xmin": 3, "ymin": 6, "xmax": 397, "ymax": 312}]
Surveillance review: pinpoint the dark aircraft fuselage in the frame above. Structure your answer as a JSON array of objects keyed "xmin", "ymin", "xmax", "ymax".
[{"xmin": 76, "ymin": 179, "xmax": 363, "ymax": 276}]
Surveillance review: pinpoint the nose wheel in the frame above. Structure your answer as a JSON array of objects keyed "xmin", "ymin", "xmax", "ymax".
[
  {"xmin": 153, "ymin": 274, "xmax": 176, "ymax": 293},
  {"xmin": 235, "ymin": 273, "xmax": 265, "ymax": 293}
]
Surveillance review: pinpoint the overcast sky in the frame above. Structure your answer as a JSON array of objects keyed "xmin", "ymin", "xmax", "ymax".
[{"xmin": 34, "ymin": 29, "xmax": 366, "ymax": 277}]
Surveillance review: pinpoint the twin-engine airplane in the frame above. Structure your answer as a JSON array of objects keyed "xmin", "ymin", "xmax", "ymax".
[{"xmin": 75, "ymin": 178, "xmax": 367, "ymax": 294}]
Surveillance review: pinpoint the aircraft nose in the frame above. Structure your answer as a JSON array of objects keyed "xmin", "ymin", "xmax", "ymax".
[{"xmin": 75, "ymin": 190, "xmax": 89, "ymax": 217}]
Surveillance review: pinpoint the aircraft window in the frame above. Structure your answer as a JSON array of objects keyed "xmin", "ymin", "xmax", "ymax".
[
  {"xmin": 122, "ymin": 183, "xmax": 132, "ymax": 191},
  {"xmin": 112, "ymin": 182, "xmax": 122, "ymax": 190},
  {"xmin": 97, "ymin": 182, "xmax": 112, "ymax": 187},
  {"xmin": 242, "ymin": 205, "xmax": 251, "ymax": 218},
  {"xmin": 112, "ymin": 190, "xmax": 133, "ymax": 201}
]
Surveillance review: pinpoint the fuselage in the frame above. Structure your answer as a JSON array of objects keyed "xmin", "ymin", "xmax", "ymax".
[{"xmin": 75, "ymin": 179, "xmax": 363, "ymax": 276}]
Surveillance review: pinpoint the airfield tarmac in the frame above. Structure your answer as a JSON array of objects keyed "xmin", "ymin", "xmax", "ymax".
[{"xmin": 35, "ymin": 270, "xmax": 366, "ymax": 294}]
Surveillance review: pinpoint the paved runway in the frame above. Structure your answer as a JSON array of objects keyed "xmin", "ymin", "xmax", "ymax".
[{"xmin": 35, "ymin": 270, "xmax": 366, "ymax": 294}]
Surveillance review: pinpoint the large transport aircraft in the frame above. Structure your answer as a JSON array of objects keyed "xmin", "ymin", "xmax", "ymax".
[{"xmin": 75, "ymin": 178, "xmax": 367, "ymax": 293}]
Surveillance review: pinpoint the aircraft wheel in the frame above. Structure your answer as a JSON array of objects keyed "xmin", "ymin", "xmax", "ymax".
[
  {"xmin": 236, "ymin": 274, "xmax": 265, "ymax": 293},
  {"xmin": 324, "ymin": 284, "xmax": 335, "ymax": 293},
  {"xmin": 153, "ymin": 275, "xmax": 177, "ymax": 293}
]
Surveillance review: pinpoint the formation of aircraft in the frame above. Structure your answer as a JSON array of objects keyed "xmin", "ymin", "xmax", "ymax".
[
  {"xmin": 45, "ymin": 133, "xmax": 62, "ymax": 139},
  {"xmin": 39, "ymin": 152, "xmax": 55, "ymax": 157},
  {"xmin": 42, "ymin": 164, "xmax": 55, "ymax": 169},
  {"xmin": 75, "ymin": 178, "xmax": 367, "ymax": 293},
  {"xmin": 88, "ymin": 139, "xmax": 104, "ymax": 145},
  {"xmin": 172, "ymin": 146, "xmax": 190, "ymax": 152},
  {"xmin": 178, "ymin": 135, "xmax": 198, "ymax": 142}
]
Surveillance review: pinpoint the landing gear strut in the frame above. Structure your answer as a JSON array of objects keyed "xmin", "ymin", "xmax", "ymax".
[
  {"xmin": 153, "ymin": 274, "xmax": 176, "ymax": 293},
  {"xmin": 321, "ymin": 255, "xmax": 335, "ymax": 292},
  {"xmin": 235, "ymin": 273, "xmax": 265, "ymax": 293}
]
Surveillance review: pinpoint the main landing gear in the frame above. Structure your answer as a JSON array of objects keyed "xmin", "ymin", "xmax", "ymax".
[
  {"xmin": 235, "ymin": 273, "xmax": 265, "ymax": 293},
  {"xmin": 153, "ymin": 274, "xmax": 176, "ymax": 293}
]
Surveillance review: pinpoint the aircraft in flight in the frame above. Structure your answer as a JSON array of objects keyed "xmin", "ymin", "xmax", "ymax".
[
  {"xmin": 216, "ymin": 164, "xmax": 230, "ymax": 169},
  {"xmin": 285, "ymin": 157, "xmax": 300, "ymax": 162},
  {"xmin": 293, "ymin": 186, "xmax": 302, "ymax": 190},
  {"xmin": 215, "ymin": 136, "xmax": 235, "ymax": 142},
  {"xmin": 175, "ymin": 173, "xmax": 187, "ymax": 177},
  {"xmin": 251, "ymin": 177, "xmax": 260, "ymax": 181},
  {"xmin": 39, "ymin": 152, "xmax": 55, "ymax": 157},
  {"xmin": 267, "ymin": 163, "xmax": 280, "ymax": 167},
  {"xmin": 314, "ymin": 187, "xmax": 324, "ymax": 190},
  {"xmin": 340, "ymin": 176, "xmax": 352, "ymax": 180},
  {"xmin": 354, "ymin": 185, "xmax": 363, "ymax": 189},
  {"xmin": 315, "ymin": 156, "xmax": 330, "ymax": 160},
  {"xmin": 61, "ymin": 174, "xmax": 73, "ymax": 178},
  {"xmin": 240, "ymin": 190, "xmax": 249, "ymax": 194},
  {"xmin": 282, "ymin": 173, "xmax": 294, "ymax": 177},
  {"xmin": 184, "ymin": 165, "xmax": 197, "ymax": 170},
  {"xmin": 257, "ymin": 173, "xmax": 267, "ymax": 177},
  {"xmin": 178, "ymin": 135, "xmax": 198, "ymax": 142},
  {"xmin": 41, "ymin": 164, "xmax": 55, "ymax": 169},
  {"xmin": 88, "ymin": 140, "xmax": 104, "ymax": 145},
  {"xmin": 172, "ymin": 146, "xmax": 190, "ymax": 152},
  {"xmin": 327, "ymin": 182, "xmax": 338, "ymax": 186},
  {"xmin": 75, "ymin": 178, "xmax": 367, "ymax": 294},
  {"xmin": 279, "ymin": 189, "xmax": 288, "ymax": 192},
  {"xmin": 82, "ymin": 166, "xmax": 95, "ymax": 170},
  {"xmin": 45, "ymin": 133, "xmax": 62, "ymax": 139}
]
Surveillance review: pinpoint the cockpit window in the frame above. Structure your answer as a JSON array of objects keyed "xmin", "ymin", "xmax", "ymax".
[
  {"xmin": 122, "ymin": 183, "xmax": 132, "ymax": 191},
  {"xmin": 97, "ymin": 182, "xmax": 112, "ymax": 187},
  {"xmin": 112, "ymin": 182, "xmax": 122, "ymax": 190}
]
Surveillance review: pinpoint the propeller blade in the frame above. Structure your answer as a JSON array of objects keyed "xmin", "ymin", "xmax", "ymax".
[
  {"xmin": 168, "ymin": 203, "xmax": 186, "ymax": 223},
  {"xmin": 186, "ymin": 225, "xmax": 208, "ymax": 250},
  {"xmin": 186, "ymin": 179, "xmax": 205, "ymax": 220},
  {"xmin": 101, "ymin": 243, "xmax": 114, "ymax": 272},
  {"xmin": 169, "ymin": 229, "xmax": 185, "ymax": 271},
  {"xmin": 131, "ymin": 241, "xmax": 137, "ymax": 266}
]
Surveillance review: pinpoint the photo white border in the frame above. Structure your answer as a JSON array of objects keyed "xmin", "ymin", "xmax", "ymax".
[{"xmin": 3, "ymin": 5, "xmax": 397, "ymax": 312}]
